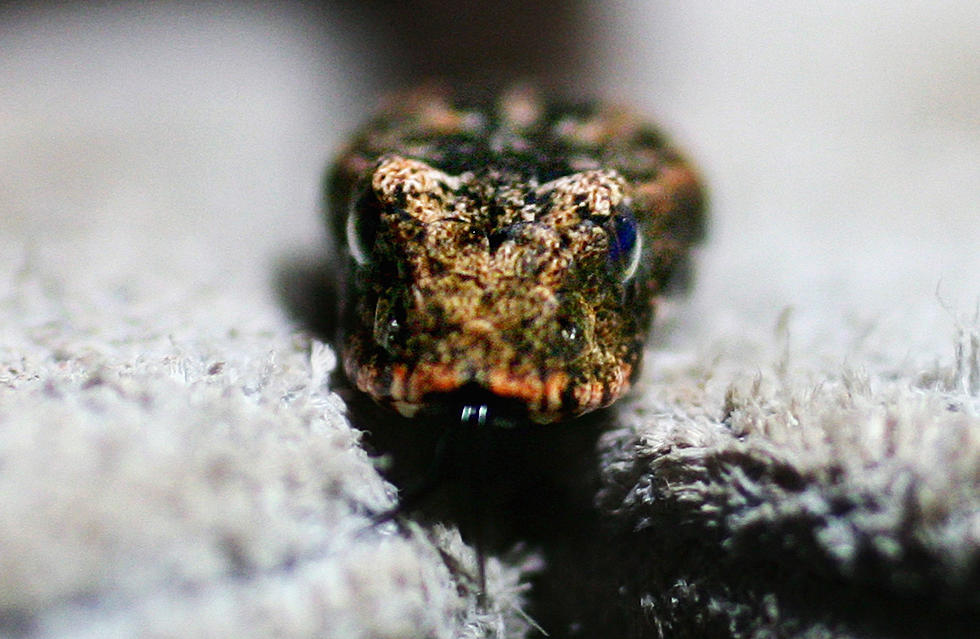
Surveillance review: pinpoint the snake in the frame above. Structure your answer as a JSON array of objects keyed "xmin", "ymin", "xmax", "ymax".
[{"xmin": 326, "ymin": 84, "xmax": 705, "ymax": 426}]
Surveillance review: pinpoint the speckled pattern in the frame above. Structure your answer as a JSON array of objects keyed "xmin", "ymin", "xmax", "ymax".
[{"xmin": 327, "ymin": 85, "xmax": 704, "ymax": 423}]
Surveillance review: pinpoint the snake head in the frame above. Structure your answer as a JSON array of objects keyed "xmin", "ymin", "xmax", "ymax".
[{"xmin": 328, "ymin": 88, "xmax": 704, "ymax": 423}]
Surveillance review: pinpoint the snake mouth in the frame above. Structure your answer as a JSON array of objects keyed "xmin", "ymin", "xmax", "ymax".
[
  {"xmin": 344, "ymin": 350, "xmax": 631, "ymax": 424},
  {"xmin": 404, "ymin": 385, "xmax": 535, "ymax": 430}
]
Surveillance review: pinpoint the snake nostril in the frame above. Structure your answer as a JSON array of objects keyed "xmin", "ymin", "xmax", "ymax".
[{"xmin": 373, "ymin": 296, "xmax": 407, "ymax": 354}]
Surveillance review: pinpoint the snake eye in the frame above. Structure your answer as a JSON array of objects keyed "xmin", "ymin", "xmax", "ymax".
[
  {"xmin": 550, "ymin": 294, "xmax": 593, "ymax": 361},
  {"xmin": 345, "ymin": 188, "xmax": 382, "ymax": 266},
  {"xmin": 606, "ymin": 206, "xmax": 642, "ymax": 282}
]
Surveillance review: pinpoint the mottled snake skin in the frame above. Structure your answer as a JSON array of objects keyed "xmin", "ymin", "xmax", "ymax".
[{"xmin": 327, "ymin": 85, "xmax": 704, "ymax": 423}]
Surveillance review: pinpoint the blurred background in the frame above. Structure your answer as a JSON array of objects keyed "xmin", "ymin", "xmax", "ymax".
[{"xmin": 1, "ymin": 1, "xmax": 978, "ymax": 349}]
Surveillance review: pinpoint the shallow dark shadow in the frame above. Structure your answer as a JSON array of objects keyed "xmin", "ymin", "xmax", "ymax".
[
  {"xmin": 346, "ymin": 388, "xmax": 608, "ymax": 548},
  {"xmin": 273, "ymin": 251, "xmax": 338, "ymax": 341},
  {"xmin": 343, "ymin": 386, "xmax": 627, "ymax": 637}
]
